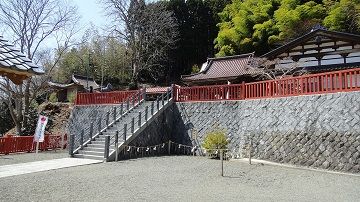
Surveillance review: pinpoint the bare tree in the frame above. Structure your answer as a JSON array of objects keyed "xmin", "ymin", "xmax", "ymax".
[
  {"xmin": 249, "ymin": 57, "xmax": 307, "ymax": 80},
  {"xmin": 247, "ymin": 57, "xmax": 309, "ymax": 97},
  {"xmin": 104, "ymin": 0, "xmax": 178, "ymax": 84},
  {"xmin": 0, "ymin": 0, "xmax": 79, "ymax": 135}
]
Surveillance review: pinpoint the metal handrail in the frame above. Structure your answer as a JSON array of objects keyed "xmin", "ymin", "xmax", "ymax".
[
  {"xmin": 108, "ymin": 88, "xmax": 173, "ymax": 160},
  {"xmin": 72, "ymin": 89, "xmax": 146, "ymax": 154}
]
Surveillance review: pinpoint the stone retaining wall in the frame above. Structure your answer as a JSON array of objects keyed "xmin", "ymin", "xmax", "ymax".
[
  {"xmin": 173, "ymin": 92, "xmax": 360, "ymax": 173},
  {"xmin": 118, "ymin": 105, "xmax": 180, "ymax": 159},
  {"xmin": 67, "ymin": 105, "xmax": 118, "ymax": 149},
  {"xmin": 68, "ymin": 91, "xmax": 360, "ymax": 172}
]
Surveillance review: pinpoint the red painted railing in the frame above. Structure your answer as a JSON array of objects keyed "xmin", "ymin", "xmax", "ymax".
[
  {"xmin": 175, "ymin": 83, "xmax": 245, "ymax": 101},
  {"xmin": 75, "ymin": 90, "xmax": 139, "ymax": 105},
  {"xmin": 175, "ymin": 68, "xmax": 360, "ymax": 102},
  {"xmin": 0, "ymin": 134, "xmax": 67, "ymax": 155}
]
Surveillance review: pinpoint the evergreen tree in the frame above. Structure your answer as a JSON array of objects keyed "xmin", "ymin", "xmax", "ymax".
[{"xmin": 215, "ymin": 0, "xmax": 360, "ymax": 57}]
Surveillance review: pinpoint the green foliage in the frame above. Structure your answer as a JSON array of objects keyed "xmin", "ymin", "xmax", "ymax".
[
  {"xmin": 274, "ymin": 0, "xmax": 326, "ymax": 41},
  {"xmin": 191, "ymin": 64, "xmax": 201, "ymax": 74},
  {"xmin": 215, "ymin": 0, "xmax": 360, "ymax": 57},
  {"xmin": 128, "ymin": 82, "xmax": 138, "ymax": 90},
  {"xmin": 323, "ymin": 0, "xmax": 360, "ymax": 33},
  {"xmin": 165, "ymin": 0, "xmax": 230, "ymax": 80},
  {"xmin": 54, "ymin": 31, "xmax": 132, "ymax": 88},
  {"xmin": 215, "ymin": 0, "xmax": 280, "ymax": 56},
  {"xmin": 49, "ymin": 93, "xmax": 58, "ymax": 103},
  {"xmin": 0, "ymin": 102, "xmax": 14, "ymax": 135},
  {"xmin": 67, "ymin": 92, "xmax": 76, "ymax": 103},
  {"xmin": 53, "ymin": 0, "xmax": 360, "ymax": 84},
  {"xmin": 22, "ymin": 102, "xmax": 40, "ymax": 136},
  {"xmin": 202, "ymin": 129, "xmax": 229, "ymax": 150}
]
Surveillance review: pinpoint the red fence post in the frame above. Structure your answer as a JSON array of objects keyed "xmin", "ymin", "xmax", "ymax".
[
  {"xmin": 172, "ymin": 84, "xmax": 177, "ymax": 101},
  {"xmin": 0, "ymin": 134, "xmax": 65, "ymax": 155},
  {"xmin": 73, "ymin": 68, "xmax": 360, "ymax": 104},
  {"xmin": 241, "ymin": 81, "xmax": 245, "ymax": 99}
]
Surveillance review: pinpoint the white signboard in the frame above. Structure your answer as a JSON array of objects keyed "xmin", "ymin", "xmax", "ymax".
[{"xmin": 34, "ymin": 115, "xmax": 48, "ymax": 143}]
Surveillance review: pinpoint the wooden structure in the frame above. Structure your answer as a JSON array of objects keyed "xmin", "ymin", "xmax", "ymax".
[
  {"xmin": 74, "ymin": 68, "xmax": 360, "ymax": 104},
  {"xmin": 74, "ymin": 87, "xmax": 170, "ymax": 106},
  {"xmin": 182, "ymin": 53, "xmax": 259, "ymax": 86},
  {"xmin": 0, "ymin": 36, "xmax": 44, "ymax": 84},
  {"xmin": 48, "ymin": 74, "xmax": 100, "ymax": 102},
  {"xmin": 182, "ymin": 27, "xmax": 360, "ymax": 85},
  {"xmin": 75, "ymin": 90, "xmax": 139, "ymax": 105},
  {"xmin": 175, "ymin": 68, "xmax": 360, "ymax": 102},
  {"xmin": 74, "ymin": 28, "xmax": 360, "ymax": 104},
  {"xmin": 261, "ymin": 27, "xmax": 360, "ymax": 73},
  {"xmin": 0, "ymin": 134, "xmax": 66, "ymax": 155}
]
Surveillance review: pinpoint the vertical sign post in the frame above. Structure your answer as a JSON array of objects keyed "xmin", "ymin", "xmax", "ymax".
[
  {"xmin": 34, "ymin": 115, "xmax": 48, "ymax": 154},
  {"xmin": 220, "ymin": 150, "xmax": 224, "ymax": 177}
]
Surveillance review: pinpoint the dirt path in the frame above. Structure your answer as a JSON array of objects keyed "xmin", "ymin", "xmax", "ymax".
[
  {"xmin": 0, "ymin": 156, "xmax": 359, "ymax": 202},
  {"xmin": 0, "ymin": 150, "xmax": 68, "ymax": 166}
]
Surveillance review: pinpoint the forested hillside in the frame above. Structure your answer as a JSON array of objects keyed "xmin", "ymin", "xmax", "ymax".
[
  {"xmin": 52, "ymin": 0, "xmax": 360, "ymax": 87},
  {"xmin": 0, "ymin": 0, "xmax": 359, "ymax": 135}
]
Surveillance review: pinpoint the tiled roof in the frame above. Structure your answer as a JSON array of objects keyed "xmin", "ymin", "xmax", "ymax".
[
  {"xmin": 48, "ymin": 81, "xmax": 77, "ymax": 89},
  {"xmin": 182, "ymin": 53, "xmax": 260, "ymax": 82},
  {"xmin": 304, "ymin": 63, "xmax": 360, "ymax": 73},
  {"xmin": 0, "ymin": 36, "xmax": 44, "ymax": 75},
  {"xmin": 261, "ymin": 29, "xmax": 360, "ymax": 59},
  {"xmin": 146, "ymin": 87, "xmax": 169, "ymax": 94},
  {"xmin": 72, "ymin": 74, "xmax": 100, "ymax": 90},
  {"xmin": 48, "ymin": 74, "xmax": 100, "ymax": 90}
]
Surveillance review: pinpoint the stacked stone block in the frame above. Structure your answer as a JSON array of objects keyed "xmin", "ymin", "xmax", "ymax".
[
  {"xmin": 173, "ymin": 91, "xmax": 360, "ymax": 173},
  {"xmin": 67, "ymin": 105, "xmax": 118, "ymax": 149}
]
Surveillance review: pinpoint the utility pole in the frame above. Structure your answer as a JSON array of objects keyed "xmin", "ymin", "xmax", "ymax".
[{"xmin": 87, "ymin": 52, "xmax": 91, "ymax": 90}]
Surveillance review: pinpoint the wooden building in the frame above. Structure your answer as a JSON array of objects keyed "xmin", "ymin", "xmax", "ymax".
[
  {"xmin": 182, "ymin": 27, "xmax": 360, "ymax": 86},
  {"xmin": 48, "ymin": 74, "xmax": 100, "ymax": 102},
  {"xmin": 261, "ymin": 27, "xmax": 360, "ymax": 73},
  {"xmin": 0, "ymin": 36, "xmax": 44, "ymax": 84},
  {"xmin": 182, "ymin": 53, "xmax": 260, "ymax": 86}
]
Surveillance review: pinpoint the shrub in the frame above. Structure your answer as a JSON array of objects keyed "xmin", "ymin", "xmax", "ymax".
[
  {"xmin": 128, "ymin": 82, "xmax": 138, "ymax": 90},
  {"xmin": 0, "ymin": 102, "xmax": 14, "ymax": 134},
  {"xmin": 191, "ymin": 64, "xmax": 200, "ymax": 74},
  {"xmin": 67, "ymin": 92, "xmax": 76, "ymax": 103},
  {"xmin": 22, "ymin": 101, "xmax": 40, "ymax": 135},
  {"xmin": 49, "ymin": 93, "xmax": 58, "ymax": 103},
  {"xmin": 202, "ymin": 129, "xmax": 229, "ymax": 158}
]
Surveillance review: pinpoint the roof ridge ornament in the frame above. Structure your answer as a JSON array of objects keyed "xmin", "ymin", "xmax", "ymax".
[{"xmin": 310, "ymin": 24, "xmax": 327, "ymax": 32}]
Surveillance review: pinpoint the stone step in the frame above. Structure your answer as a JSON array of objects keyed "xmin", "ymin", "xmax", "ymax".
[
  {"xmin": 84, "ymin": 143, "xmax": 116, "ymax": 148},
  {"xmin": 83, "ymin": 144, "xmax": 121, "ymax": 152},
  {"xmin": 97, "ymin": 136, "xmax": 129, "ymax": 141},
  {"xmin": 83, "ymin": 147, "xmax": 106, "ymax": 152},
  {"xmin": 96, "ymin": 136, "xmax": 112, "ymax": 141},
  {"xmin": 78, "ymin": 150, "xmax": 105, "ymax": 156},
  {"xmin": 92, "ymin": 140, "xmax": 105, "ymax": 144},
  {"xmin": 87, "ymin": 143, "xmax": 105, "ymax": 148},
  {"xmin": 102, "ymin": 131, "xmax": 118, "ymax": 136},
  {"xmin": 105, "ymin": 127, "xmax": 139, "ymax": 133},
  {"xmin": 107, "ymin": 121, "xmax": 141, "ymax": 129},
  {"xmin": 73, "ymin": 154, "xmax": 105, "ymax": 161}
]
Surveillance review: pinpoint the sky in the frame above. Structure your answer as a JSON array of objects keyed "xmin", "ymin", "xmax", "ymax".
[
  {"xmin": 73, "ymin": 0, "xmax": 108, "ymax": 32},
  {"xmin": 39, "ymin": 0, "xmax": 108, "ymax": 50}
]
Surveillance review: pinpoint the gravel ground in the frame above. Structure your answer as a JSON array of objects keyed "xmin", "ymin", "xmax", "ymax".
[
  {"xmin": 0, "ymin": 156, "xmax": 359, "ymax": 202},
  {"xmin": 0, "ymin": 150, "xmax": 68, "ymax": 166}
]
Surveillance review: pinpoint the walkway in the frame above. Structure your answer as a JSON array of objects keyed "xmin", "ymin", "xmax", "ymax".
[
  {"xmin": 1, "ymin": 156, "xmax": 359, "ymax": 202},
  {"xmin": 0, "ymin": 158, "xmax": 102, "ymax": 178}
]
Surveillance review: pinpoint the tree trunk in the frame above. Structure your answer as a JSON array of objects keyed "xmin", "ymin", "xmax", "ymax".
[
  {"xmin": 22, "ymin": 79, "xmax": 31, "ymax": 133},
  {"xmin": 7, "ymin": 97, "xmax": 22, "ymax": 135}
]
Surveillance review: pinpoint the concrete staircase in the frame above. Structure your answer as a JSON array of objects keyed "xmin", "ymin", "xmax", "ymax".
[
  {"xmin": 73, "ymin": 101, "xmax": 153, "ymax": 160},
  {"xmin": 71, "ymin": 89, "xmax": 173, "ymax": 161}
]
